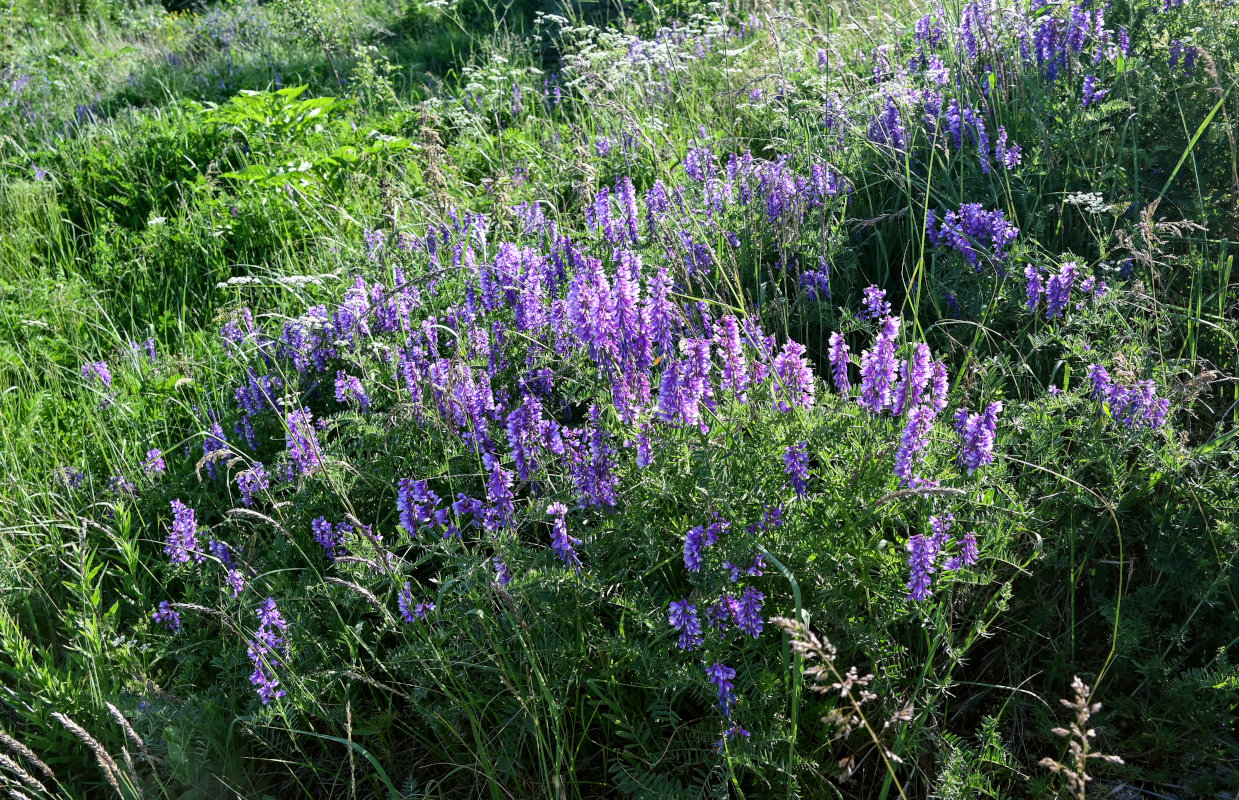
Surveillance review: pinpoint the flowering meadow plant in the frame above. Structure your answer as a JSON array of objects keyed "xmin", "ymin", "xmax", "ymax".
[{"xmin": 1, "ymin": 0, "xmax": 1236, "ymax": 796}]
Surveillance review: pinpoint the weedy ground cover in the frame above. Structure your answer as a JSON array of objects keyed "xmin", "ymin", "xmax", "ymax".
[{"xmin": 0, "ymin": 0, "xmax": 1236, "ymax": 797}]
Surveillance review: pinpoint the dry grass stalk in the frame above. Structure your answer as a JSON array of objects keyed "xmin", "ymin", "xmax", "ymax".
[
  {"xmin": 50, "ymin": 713, "xmax": 124, "ymax": 795},
  {"xmin": 0, "ymin": 731, "xmax": 54, "ymax": 782},
  {"xmin": 1038, "ymin": 676, "xmax": 1125, "ymax": 800}
]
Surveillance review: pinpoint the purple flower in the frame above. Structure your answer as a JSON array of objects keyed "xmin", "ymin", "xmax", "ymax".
[
  {"xmin": 312, "ymin": 517, "xmax": 348, "ymax": 562},
  {"xmin": 860, "ymin": 285, "xmax": 891, "ymax": 320},
  {"xmin": 109, "ymin": 473, "xmax": 136, "ymax": 498},
  {"xmin": 616, "ymin": 176, "xmax": 640, "ymax": 243},
  {"xmin": 954, "ymin": 402, "xmax": 1003, "ymax": 475},
  {"xmin": 226, "ymin": 569, "xmax": 246, "ymax": 598},
  {"xmin": 479, "ymin": 456, "xmax": 515, "ymax": 532},
  {"xmin": 783, "ymin": 441, "xmax": 810, "ymax": 497},
  {"xmin": 859, "ymin": 316, "xmax": 901, "ymax": 414},
  {"xmin": 285, "ymin": 407, "xmax": 323, "ymax": 475},
  {"xmin": 221, "ymin": 309, "xmax": 254, "ymax": 346},
  {"xmin": 363, "ymin": 229, "xmax": 385, "ymax": 261},
  {"xmin": 893, "ymin": 404, "xmax": 939, "ymax": 487},
  {"xmin": 57, "ymin": 466, "xmax": 86, "ymax": 490},
  {"xmin": 658, "ymin": 342, "xmax": 716, "ymax": 432},
  {"xmin": 716, "ymin": 722, "xmax": 751, "ymax": 751},
  {"xmin": 247, "ymin": 598, "xmax": 287, "ymax": 704},
  {"xmin": 166, "ymin": 500, "xmax": 204, "ymax": 565},
  {"xmin": 945, "ymin": 531, "xmax": 979, "ymax": 570},
  {"xmin": 669, "ymin": 599, "xmax": 703, "ymax": 651},
  {"xmin": 1097, "ymin": 374, "xmax": 1170, "ymax": 429},
  {"xmin": 928, "ymin": 204, "xmax": 1019, "ymax": 269},
  {"xmin": 1081, "ymin": 75, "xmax": 1108, "ymax": 107},
  {"xmin": 705, "ymin": 662, "xmax": 737, "ymax": 714},
  {"xmin": 994, "ymin": 126, "xmax": 1022, "ymax": 169},
  {"xmin": 1025, "ymin": 266, "xmax": 1046, "ymax": 311},
  {"xmin": 398, "ymin": 478, "xmax": 441, "ymax": 537},
  {"xmin": 152, "ymin": 601, "xmax": 181, "ymax": 632},
  {"xmin": 828, "ymin": 333, "xmax": 851, "ymax": 394},
  {"xmin": 771, "ymin": 340, "xmax": 815, "ymax": 412},
  {"xmin": 906, "ymin": 534, "xmax": 936, "ymax": 601},
  {"xmin": 209, "ymin": 539, "xmax": 233, "ymax": 566},
  {"xmin": 929, "ymin": 513, "xmax": 954, "ymax": 551},
  {"xmin": 202, "ymin": 421, "xmax": 229, "ymax": 480},
  {"xmin": 684, "ymin": 525, "xmax": 707, "ymax": 572},
  {"xmin": 800, "ymin": 261, "xmax": 832, "ymax": 301},
  {"xmin": 891, "ymin": 343, "xmax": 934, "ymax": 416},
  {"xmin": 714, "ymin": 316, "xmax": 750, "ymax": 402},
  {"xmin": 1088, "ymin": 363, "xmax": 1112, "ymax": 397},
  {"xmin": 398, "ymin": 582, "xmax": 435, "ymax": 622},
  {"xmin": 81, "ymin": 361, "xmax": 112, "ymax": 389},
  {"xmin": 1045, "ymin": 262, "xmax": 1078, "ymax": 319},
  {"xmin": 868, "ymin": 95, "xmax": 906, "ymax": 150},
  {"xmin": 548, "ymin": 501, "xmax": 582, "ymax": 572},
  {"xmin": 237, "ymin": 463, "xmax": 269, "ymax": 507},
  {"xmin": 493, "ymin": 556, "xmax": 513, "ymax": 585},
  {"xmin": 733, "ymin": 586, "xmax": 765, "ymax": 637},
  {"xmin": 334, "ymin": 371, "xmax": 370, "ymax": 410},
  {"xmin": 143, "ymin": 449, "xmax": 166, "ymax": 476}
]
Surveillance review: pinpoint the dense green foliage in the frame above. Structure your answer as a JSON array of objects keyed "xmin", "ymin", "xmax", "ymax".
[{"xmin": 1, "ymin": 0, "xmax": 1237, "ymax": 797}]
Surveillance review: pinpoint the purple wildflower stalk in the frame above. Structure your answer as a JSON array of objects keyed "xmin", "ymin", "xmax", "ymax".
[
  {"xmin": 152, "ymin": 601, "xmax": 181, "ymax": 632},
  {"xmin": 398, "ymin": 582, "xmax": 435, "ymax": 622},
  {"xmin": 166, "ymin": 500, "xmax": 204, "ymax": 564},
  {"xmin": 783, "ymin": 441, "xmax": 810, "ymax": 497},
  {"xmin": 669, "ymin": 599, "xmax": 704, "ymax": 651},
  {"xmin": 548, "ymin": 501, "xmax": 582, "ymax": 572},
  {"xmin": 247, "ymin": 598, "xmax": 288, "ymax": 704},
  {"xmin": 954, "ymin": 402, "xmax": 1003, "ymax": 475},
  {"xmin": 143, "ymin": 449, "xmax": 166, "ymax": 476},
  {"xmin": 705, "ymin": 662, "xmax": 737, "ymax": 715},
  {"xmin": 828, "ymin": 333, "xmax": 851, "ymax": 394}
]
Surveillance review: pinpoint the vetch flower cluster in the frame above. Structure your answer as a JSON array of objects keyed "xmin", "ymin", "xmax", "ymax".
[
  {"xmin": 247, "ymin": 598, "xmax": 288, "ymax": 704},
  {"xmin": 669, "ymin": 599, "xmax": 703, "ymax": 651},
  {"xmin": 906, "ymin": 514, "xmax": 979, "ymax": 601},
  {"xmin": 398, "ymin": 582, "xmax": 435, "ymax": 622},
  {"xmin": 954, "ymin": 402, "xmax": 1003, "ymax": 475},
  {"xmin": 152, "ymin": 601, "xmax": 181, "ymax": 632},
  {"xmin": 1088, "ymin": 366, "xmax": 1169, "ymax": 429},
  {"xmin": 166, "ymin": 500, "xmax": 205, "ymax": 564}
]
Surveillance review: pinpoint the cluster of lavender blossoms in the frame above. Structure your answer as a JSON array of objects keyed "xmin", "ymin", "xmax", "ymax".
[
  {"xmin": 1087, "ymin": 365, "xmax": 1169, "ymax": 429},
  {"xmin": 926, "ymin": 204, "xmax": 1020, "ymax": 270},
  {"xmin": 151, "ymin": 601, "xmax": 181, "ymax": 632},
  {"xmin": 398, "ymin": 582, "xmax": 435, "ymax": 622},
  {"xmin": 247, "ymin": 599, "xmax": 288, "ymax": 704},
  {"xmin": 906, "ymin": 513, "xmax": 979, "ymax": 601},
  {"xmin": 165, "ymin": 500, "xmax": 205, "ymax": 564}
]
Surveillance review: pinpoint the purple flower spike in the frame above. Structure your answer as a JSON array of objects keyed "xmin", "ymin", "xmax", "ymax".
[
  {"xmin": 733, "ymin": 586, "xmax": 765, "ymax": 637},
  {"xmin": 669, "ymin": 599, "xmax": 703, "ymax": 651},
  {"xmin": 705, "ymin": 662, "xmax": 738, "ymax": 714},
  {"xmin": 828, "ymin": 333, "xmax": 851, "ymax": 394},
  {"xmin": 152, "ymin": 601, "xmax": 181, "ymax": 632},
  {"xmin": 398, "ymin": 582, "xmax": 435, "ymax": 622},
  {"xmin": 166, "ymin": 500, "xmax": 204, "ymax": 565},
  {"xmin": 859, "ymin": 316, "xmax": 901, "ymax": 414},
  {"xmin": 906, "ymin": 534, "xmax": 936, "ymax": 601},
  {"xmin": 783, "ymin": 441, "xmax": 810, "ymax": 497},
  {"xmin": 548, "ymin": 501, "xmax": 582, "ymax": 572},
  {"xmin": 143, "ymin": 449, "xmax": 166, "ymax": 476},
  {"xmin": 860, "ymin": 285, "xmax": 891, "ymax": 320},
  {"xmin": 946, "ymin": 531, "xmax": 979, "ymax": 570},
  {"xmin": 954, "ymin": 402, "xmax": 1003, "ymax": 476},
  {"xmin": 285, "ymin": 407, "xmax": 323, "ymax": 475}
]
